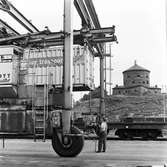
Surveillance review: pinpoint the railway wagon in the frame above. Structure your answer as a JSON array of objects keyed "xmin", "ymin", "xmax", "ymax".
[
  {"xmin": 109, "ymin": 117, "xmax": 167, "ymax": 139},
  {"xmin": 73, "ymin": 114, "xmax": 167, "ymax": 140},
  {"xmin": 106, "ymin": 117, "xmax": 167, "ymax": 139}
]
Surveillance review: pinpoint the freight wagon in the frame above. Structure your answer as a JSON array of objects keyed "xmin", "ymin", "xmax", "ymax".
[
  {"xmin": 73, "ymin": 114, "xmax": 167, "ymax": 140},
  {"xmin": 109, "ymin": 117, "xmax": 167, "ymax": 139}
]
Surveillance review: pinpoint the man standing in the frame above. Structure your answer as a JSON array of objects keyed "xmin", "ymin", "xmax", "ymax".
[{"xmin": 97, "ymin": 116, "xmax": 108, "ymax": 152}]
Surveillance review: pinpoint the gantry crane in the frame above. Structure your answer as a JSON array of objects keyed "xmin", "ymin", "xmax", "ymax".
[{"xmin": 0, "ymin": 0, "xmax": 117, "ymax": 157}]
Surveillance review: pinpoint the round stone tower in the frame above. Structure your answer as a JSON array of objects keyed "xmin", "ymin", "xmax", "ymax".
[{"xmin": 123, "ymin": 61, "xmax": 150, "ymax": 87}]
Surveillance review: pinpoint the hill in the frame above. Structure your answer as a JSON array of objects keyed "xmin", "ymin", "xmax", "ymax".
[{"xmin": 72, "ymin": 94, "xmax": 167, "ymax": 122}]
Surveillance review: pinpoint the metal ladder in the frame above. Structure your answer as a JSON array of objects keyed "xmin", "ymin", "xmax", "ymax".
[
  {"xmin": 33, "ymin": 72, "xmax": 52, "ymax": 141},
  {"xmin": 31, "ymin": 51, "xmax": 48, "ymax": 142},
  {"xmin": 33, "ymin": 87, "xmax": 46, "ymax": 141},
  {"xmin": 32, "ymin": 79, "xmax": 48, "ymax": 141},
  {"xmin": 28, "ymin": 49, "xmax": 53, "ymax": 141},
  {"xmin": 33, "ymin": 106, "xmax": 46, "ymax": 141}
]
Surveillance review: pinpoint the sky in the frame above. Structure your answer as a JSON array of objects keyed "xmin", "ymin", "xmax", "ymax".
[{"xmin": 0, "ymin": 0, "xmax": 167, "ymax": 99}]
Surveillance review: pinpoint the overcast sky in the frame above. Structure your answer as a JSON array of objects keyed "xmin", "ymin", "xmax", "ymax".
[{"xmin": 0, "ymin": 0, "xmax": 167, "ymax": 99}]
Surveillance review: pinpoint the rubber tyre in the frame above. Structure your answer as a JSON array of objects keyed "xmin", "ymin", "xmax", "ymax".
[{"xmin": 52, "ymin": 126, "xmax": 84, "ymax": 157}]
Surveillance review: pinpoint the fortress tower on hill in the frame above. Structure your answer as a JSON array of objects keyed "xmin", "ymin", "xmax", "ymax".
[{"xmin": 113, "ymin": 61, "xmax": 161, "ymax": 96}]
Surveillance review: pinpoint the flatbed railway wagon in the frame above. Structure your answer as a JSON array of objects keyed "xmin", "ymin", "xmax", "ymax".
[
  {"xmin": 108, "ymin": 120, "xmax": 167, "ymax": 140},
  {"xmin": 73, "ymin": 114, "xmax": 167, "ymax": 140},
  {"xmin": 108, "ymin": 117, "xmax": 167, "ymax": 139}
]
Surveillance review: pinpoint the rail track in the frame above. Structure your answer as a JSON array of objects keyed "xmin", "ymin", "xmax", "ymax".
[
  {"xmin": 1, "ymin": 133, "xmax": 167, "ymax": 141},
  {"xmin": 84, "ymin": 135, "xmax": 167, "ymax": 141}
]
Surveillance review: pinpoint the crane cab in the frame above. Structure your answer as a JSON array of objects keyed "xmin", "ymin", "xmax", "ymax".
[{"xmin": 0, "ymin": 45, "xmax": 23, "ymax": 98}]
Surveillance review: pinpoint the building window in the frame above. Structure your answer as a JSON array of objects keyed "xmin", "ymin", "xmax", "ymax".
[
  {"xmin": 143, "ymin": 81, "xmax": 145, "ymax": 84},
  {"xmin": 118, "ymin": 91, "xmax": 121, "ymax": 94},
  {"xmin": 127, "ymin": 75, "xmax": 130, "ymax": 78},
  {"xmin": 146, "ymin": 75, "xmax": 148, "ymax": 78},
  {"xmin": 137, "ymin": 75, "xmax": 140, "ymax": 77},
  {"xmin": 132, "ymin": 81, "xmax": 135, "ymax": 83},
  {"xmin": 147, "ymin": 81, "xmax": 149, "ymax": 84},
  {"xmin": 0, "ymin": 55, "xmax": 12, "ymax": 62}
]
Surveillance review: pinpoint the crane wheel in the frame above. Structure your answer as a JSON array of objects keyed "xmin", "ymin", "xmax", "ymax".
[{"xmin": 52, "ymin": 126, "xmax": 84, "ymax": 157}]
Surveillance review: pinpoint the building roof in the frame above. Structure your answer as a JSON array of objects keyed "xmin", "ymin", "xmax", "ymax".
[
  {"xmin": 123, "ymin": 61, "xmax": 150, "ymax": 73},
  {"xmin": 113, "ymin": 85, "xmax": 148, "ymax": 89},
  {"xmin": 113, "ymin": 84, "xmax": 160, "ymax": 90}
]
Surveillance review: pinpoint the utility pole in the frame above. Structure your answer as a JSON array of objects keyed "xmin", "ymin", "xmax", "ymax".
[
  {"xmin": 62, "ymin": 0, "xmax": 73, "ymax": 134},
  {"xmin": 100, "ymin": 54, "xmax": 105, "ymax": 115},
  {"xmin": 165, "ymin": 0, "xmax": 167, "ymax": 122},
  {"xmin": 109, "ymin": 44, "xmax": 113, "ymax": 95}
]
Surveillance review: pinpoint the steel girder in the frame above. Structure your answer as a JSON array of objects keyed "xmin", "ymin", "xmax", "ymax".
[
  {"xmin": 0, "ymin": 0, "xmax": 39, "ymax": 33},
  {"xmin": 0, "ymin": 26, "xmax": 116, "ymax": 48},
  {"xmin": 0, "ymin": 19, "xmax": 19, "ymax": 35}
]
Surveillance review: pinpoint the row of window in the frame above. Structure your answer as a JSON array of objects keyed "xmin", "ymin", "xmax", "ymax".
[
  {"xmin": 125, "ymin": 80, "xmax": 149, "ymax": 84},
  {"xmin": 117, "ymin": 89, "xmax": 158, "ymax": 94},
  {"xmin": 118, "ymin": 89, "xmax": 138, "ymax": 94},
  {"xmin": 127, "ymin": 75, "xmax": 149, "ymax": 78},
  {"xmin": 131, "ymin": 80, "xmax": 149, "ymax": 84}
]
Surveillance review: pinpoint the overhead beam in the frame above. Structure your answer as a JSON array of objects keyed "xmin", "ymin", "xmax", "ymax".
[
  {"xmin": 83, "ymin": 0, "xmax": 105, "ymax": 57},
  {"xmin": 80, "ymin": 26, "xmax": 115, "ymax": 35},
  {"xmin": 0, "ymin": 0, "xmax": 39, "ymax": 33},
  {"xmin": 0, "ymin": 19, "xmax": 19, "ymax": 35},
  {"xmin": 74, "ymin": 0, "xmax": 91, "ymax": 27},
  {"xmin": 91, "ymin": 36, "xmax": 117, "ymax": 43},
  {"xmin": 84, "ymin": 0, "xmax": 101, "ymax": 28},
  {"xmin": 0, "ymin": 27, "xmax": 115, "ymax": 44}
]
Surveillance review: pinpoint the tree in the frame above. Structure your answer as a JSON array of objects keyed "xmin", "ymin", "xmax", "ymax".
[{"xmin": 80, "ymin": 86, "xmax": 108, "ymax": 101}]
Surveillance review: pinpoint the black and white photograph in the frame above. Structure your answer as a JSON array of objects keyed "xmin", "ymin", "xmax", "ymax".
[{"xmin": 0, "ymin": 0, "xmax": 167, "ymax": 166}]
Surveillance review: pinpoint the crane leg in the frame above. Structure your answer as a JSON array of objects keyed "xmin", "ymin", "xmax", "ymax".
[{"xmin": 51, "ymin": 0, "xmax": 84, "ymax": 157}]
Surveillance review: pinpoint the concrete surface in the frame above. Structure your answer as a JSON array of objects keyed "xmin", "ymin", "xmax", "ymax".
[{"xmin": 0, "ymin": 139, "xmax": 167, "ymax": 167}]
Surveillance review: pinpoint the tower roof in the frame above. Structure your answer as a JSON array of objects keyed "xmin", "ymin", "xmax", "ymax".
[{"xmin": 123, "ymin": 61, "xmax": 150, "ymax": 73}]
